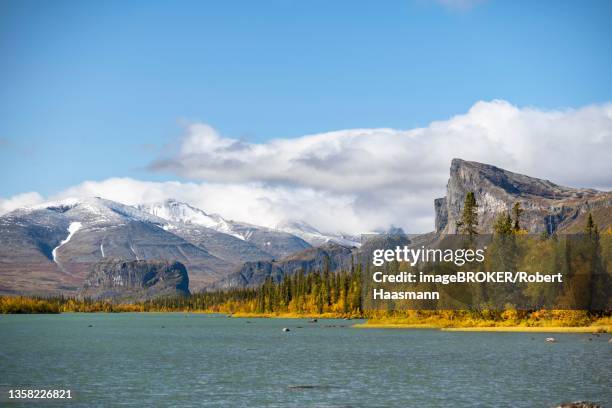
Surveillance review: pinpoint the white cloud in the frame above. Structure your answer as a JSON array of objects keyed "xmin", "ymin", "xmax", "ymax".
[
  {"xmin": 151, "ymin": 100, "xmax": 612, "ymax": 193},
  {"xmin": 0, "ymin": 192, "xmax": 44, "ymax": 215},
  {"xmin": 1, "ymin": 100, "xmax": 611, "ymax": 234}
]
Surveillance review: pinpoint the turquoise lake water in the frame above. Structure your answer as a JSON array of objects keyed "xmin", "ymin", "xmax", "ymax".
[{"xmin": 0, "ymin": 313, "xmax": 610, "ymax": 407}]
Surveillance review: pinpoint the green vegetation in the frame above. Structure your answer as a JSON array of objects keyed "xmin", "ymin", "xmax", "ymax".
[
  {"xmin": 0, "ymin": 296, "xmax": 61, "ymax": 314},
  {"xmin": 456, "ymin": 191, "xmax": 479, "ymax": 239},
  {"xmin": 495, "ymin": 202, "xmax": 523, "ymax": 235},
  {"xmin": 512, "ymin": 202, "xmax": 523, "ymax": 231}
]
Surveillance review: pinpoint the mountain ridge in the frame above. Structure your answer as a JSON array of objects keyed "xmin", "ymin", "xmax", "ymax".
[{"xmin": 435, "ymin": 158, "xmax": 611, "ymax": 235}]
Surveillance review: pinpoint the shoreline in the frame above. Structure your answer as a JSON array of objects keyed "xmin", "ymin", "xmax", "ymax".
[
  {"xmin": 353, "ymin": 323, "xmax": 611, "ymax": 333},
  {"xmin": 3, "ymin": 311, "xmax": 611, "ymax": 333},
  {"xmin": 229, "ymin": 312, "xmax": 356, "ymax": 319}
]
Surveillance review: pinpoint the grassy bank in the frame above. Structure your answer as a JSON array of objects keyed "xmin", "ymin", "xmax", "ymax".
[
  {"xmin": 354, "ymin": 323, "xmax": 610, "ymax": 333},
  {"xmin": 441, "ymin": 326, "xmax": 610, "ymax": 333},
  {"xmin": 354, "ymin": 314, "xmax": 612, "ymax": 333}
]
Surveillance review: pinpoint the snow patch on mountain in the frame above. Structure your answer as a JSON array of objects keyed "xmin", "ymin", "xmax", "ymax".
[
  {"xmin": 51, "ymin": 222, "xmax": 82, "ymax": 263},
  {"xmin": 138, "ymin": 199, "xmax": 246, "ymax": 240},
  {"xmin": 138, "ymin": 199, "xmax": 359, "ymax": 247},
  {"xmin": 140, "ymin": 199, "xmax": 218, "ymax": 227},
  {"xmin": 21, "ymin": 197, "xmax": 167, "ymax": 227},
  {"xmin": 275, "ymin": 220, "xmax": 361, "ymax": 247}
]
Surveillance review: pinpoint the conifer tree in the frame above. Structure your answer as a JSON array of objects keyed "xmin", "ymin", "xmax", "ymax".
[
  {"xmin": 494, "ymin": 212, "xmax": 513, "ymax": 235},
  {"xmin": 512, "ymin": 202, "xmax": 523, "ymax": 231},
  {"xmin": 456, "ymin": 191, "xmax": 478, "ymax": 239},
  {"xmin": 585, "ymin": 212, "xmax": 596, "ymax": 237}
]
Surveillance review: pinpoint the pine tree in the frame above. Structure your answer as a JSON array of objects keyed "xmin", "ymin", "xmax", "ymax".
[
  {"xmin": 512, "ymin": 202, "xmax": 523, "ymax": 231},
  {"xmin": 585, "ymin": 212, "xmax": 596, "ymax": 237},
  {"xmin": 456, "ymin": 191, "xmax": 478, "ymax": 239},
  {"xmin": 494, "ymin": 212, "xmax": 513, "ymax": 235}
]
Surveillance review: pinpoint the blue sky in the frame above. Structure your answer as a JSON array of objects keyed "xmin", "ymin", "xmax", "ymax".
[{"xmin": 1, "ymin": 0, "xmax": 611, "ymax": 200}]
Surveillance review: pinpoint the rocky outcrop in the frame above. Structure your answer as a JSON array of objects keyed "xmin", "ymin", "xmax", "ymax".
[
  {"xmin": 211, "ymin": 242, "xmax": 354, "ymax": 289},
  {"xmin": 435, "ymin": 159, "xmax": 612, "ymax": 234},
  {"xmin": 80, "ymin": 259, "xmax": 189, "ymax": 301}
]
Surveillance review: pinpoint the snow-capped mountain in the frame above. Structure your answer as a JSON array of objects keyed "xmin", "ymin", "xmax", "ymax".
[
  {"xmin": 138, "ymin": 199, "xmax": 242, "ymax": 239},
  {"xmin": 0, "ymin": 197, "xmax": 313, "ymax": 295},
  {"xmin": 138, "ymin": 199, "xmax": 360, "ymax": 250},
  {"xmin": 0, "ymin": 197, "xmax": 236, "ymax": 293},
  {"xmin": 11, "ymin": 196, "xmax": 168, "ymax": 228},
  {"xmin": 0, "ymin": 197, "xmax": 361, "ymax": 296},
  {"xmin": 138, "ymin": 199, "xmax": 311, "ymax": 259},
  {"xmin": 275, "ymin": 220, "xmax": 361, "ymax": 247}
]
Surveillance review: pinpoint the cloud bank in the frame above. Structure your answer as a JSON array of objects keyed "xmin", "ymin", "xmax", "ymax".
[{"xmin": 2, "ymin": 100, "xmax": 611, "ymax": 233}]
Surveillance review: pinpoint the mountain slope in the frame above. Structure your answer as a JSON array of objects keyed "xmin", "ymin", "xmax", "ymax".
[
  {"xmin": 435, "ymin": 159, "xmax": 612, "ymax": 234},
  {"xmin": 0, "ymin": 198, "xmax": 233, "ymax": 294},
  {"xmin": 275, "ymin": 220, "xmax": 361, "ymax": 247},
  {"xmin": 138, "ymin": 200, "xmax": 311, "ymax": 259},
  {"xmin": 0, "ymin": 197, "xmax": 314, "ymax": 295}
]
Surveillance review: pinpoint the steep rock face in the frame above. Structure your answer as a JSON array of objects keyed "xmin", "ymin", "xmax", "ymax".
[
  {"xmin": 81, "ymin": 260, "xmax": 189, "ymax": 300},
  {"xmin": 434, "ymin": 197, "xmax": 448, "ymax": 232},
  {"xmin": 211, "ymin": 242, "xmax": 354, "ymax": 289},
  {"xmin": 435, "ymin": 159, "xmax": 612, "ymax": 234}
]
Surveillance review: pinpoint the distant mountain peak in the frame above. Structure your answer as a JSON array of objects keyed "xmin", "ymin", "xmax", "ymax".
[
  {"xmin": 137, "ymin": 199, "xmax": 311, "ymax": 257},
  {"xmin": 9, "ymin": 196, "xmax": 166, "ymax": 227},
  {"xmin": 275, "ymin": 219, "xmax": 360, "ymax": 247},
  {"xmin": 137, "ymin": 198, "xmax": 225, "ymax": 229}
]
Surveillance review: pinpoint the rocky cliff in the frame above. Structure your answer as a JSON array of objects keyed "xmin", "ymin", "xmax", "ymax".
[
  {"xmin": 80, "ymin": 259, "xmax": 189, "ymax": 301},
  {"xmin": 211, "ymin": 242, "xmax": 354, "ymax": 289},
  {"xmin": 435, "ymin": 159, "xmax": 612, "ymax": 234}
]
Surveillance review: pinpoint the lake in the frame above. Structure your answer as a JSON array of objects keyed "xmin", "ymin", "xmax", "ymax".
[{"xmin": 1, "ymin": 314, "xmax": 610, "ymax": 407}]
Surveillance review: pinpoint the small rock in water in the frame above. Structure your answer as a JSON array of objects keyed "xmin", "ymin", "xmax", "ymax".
[
  {"xmin": 288, "ymin": 384, "xmax": 334, "ymax": 390},
  {"xmin": 308, "ymin": 319, "xmax": 318, "ymax": 323},
  {"xmin": 282, "ymin": 327, "xmax": 290, "ymax": 332},
  {"xmin": 88, "ymin": 324, "xmax": 93, "ymax": 327}
]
